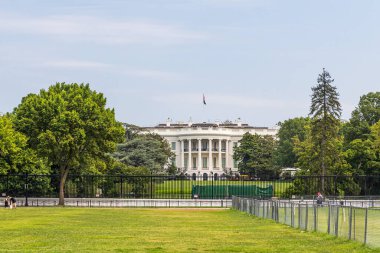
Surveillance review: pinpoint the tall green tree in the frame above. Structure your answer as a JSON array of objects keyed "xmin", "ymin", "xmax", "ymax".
[
  {"xmin": 113, "ymin": 132, "xmax": 173, "ymax": 174},
  {"xmin": 342, "ymin": 92, "xmax": 380, "ymax": 175},
  {"xmin": 233, "ymin": 133, "xmax": 278, "ymax": 179},
  {"xmin": 299, "ymin": 69, "xmax": 347, "ymax": 191},
  {"xmin": 343, "ymin": 92, "xmax": 380, "ymax": 143},
  {"xmin": 274, "ymin": 117, "xmax": 310, "ymax": 168},
  {"xmin": 0, "ymin": 115, "xmax": 47, "ymax": 175},
  {"xmin": 369, "ymin": 120, "xmax": 380, "ymax": 172},
  {"xmin": 13, "ymin": 83, "xmax": 124, "ymax": 205}
]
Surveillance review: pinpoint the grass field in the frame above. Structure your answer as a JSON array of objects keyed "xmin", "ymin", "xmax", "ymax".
[
  {"xmin": 277, "ymin": 206, "xmax": 379, "ymax": 245},
  {"xmin": 153, "ymin": 180, "xmax": 292, "ymax": 198},
  {"xmin": 0, "ymin": 208, "xmax": 378, "ymax": 252}
]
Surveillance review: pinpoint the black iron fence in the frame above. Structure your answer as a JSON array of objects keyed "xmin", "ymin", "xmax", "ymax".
[{"xmin": 1, "ymin": 174, "xmax": 380, "ymax": 200}]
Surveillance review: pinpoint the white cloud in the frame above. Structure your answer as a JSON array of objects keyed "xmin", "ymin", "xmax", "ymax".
[
  {"xmin": 40, "ymin": 59, "xmax": 184, "ymax": 81},
  {"xmin": 0, "ymin": 12, "xmax": 207, "ymax": 45}
]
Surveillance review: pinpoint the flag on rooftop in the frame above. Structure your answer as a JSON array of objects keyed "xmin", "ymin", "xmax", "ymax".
[{"xmin": 203, "ymin": 94, "xmax": 206, "ymax": 105}]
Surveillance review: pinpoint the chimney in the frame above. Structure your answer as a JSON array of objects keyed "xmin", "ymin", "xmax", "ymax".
[{"xmin": 166, "ymin": 117, "xmax": 171, "ymax": 127}]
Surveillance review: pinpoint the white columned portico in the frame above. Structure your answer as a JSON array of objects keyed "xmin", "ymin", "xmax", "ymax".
[
  {"xmin": 198, "ymin": 139, "xmax": 201, "ymax": 170},
  {"xmin": 208, "ymin": 139, "xmax": 212, "ymax": 170},
  {"xmin": 218, "ymin": 139, "xmax": 222, "ymax": 169},
  {"xmin": 188, "ymin": 139, "xmax": 192, "ymax": 170}
]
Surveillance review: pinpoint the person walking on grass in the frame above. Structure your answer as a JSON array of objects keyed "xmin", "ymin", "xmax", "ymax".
[{"xmin": 10, "ymin": 196, "xmax": 17, "ymax": 209}]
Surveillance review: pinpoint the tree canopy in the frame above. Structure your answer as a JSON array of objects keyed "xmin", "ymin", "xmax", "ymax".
[
  {"xmin": 342, "ymin": 92, "xmax": 380, "ymax": 175},
  {"xmin": 13, "ymin": 83, "xmax": 124, "ymax": 205},
  {"xmin": 113, "ymin": 132, "xmax": 174, "ymax": 174},
  {"xmin": 0, "ymin": 115, "xmax": 47, "ymax": 175},
  {"xmin": 274, "ymin": 117, "xmax": 310, "ymax": 168},
  {"xmin": 343, "ymin": 92, "xmax": 380, "ymax": 143},
  {"xmin": 233, "ymin": 133, "xmax": 278, "ymax": 179}
]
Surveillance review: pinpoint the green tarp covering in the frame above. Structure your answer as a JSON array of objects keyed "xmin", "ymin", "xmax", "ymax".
[{"xmin": 191, "ymin": 185, "xmax": 273, "ymax": 199}]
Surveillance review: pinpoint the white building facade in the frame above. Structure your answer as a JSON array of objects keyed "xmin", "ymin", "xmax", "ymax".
[{"xmin": 144, "ymin": 119, "xmax": 277, "ymax": 180}]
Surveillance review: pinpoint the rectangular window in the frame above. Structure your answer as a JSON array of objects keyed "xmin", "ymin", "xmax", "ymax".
[
  {"xmin": 222, "ymin": 158, "xmax": 226, "ymax": 169},
  {"xmin": 184, "ymin": 157, "xmax": 188, "ymax": 168},
  {"xmin": 202, "ymin": 140, "xmax": 207, "ymax": 151},
  {"xmin": 233, "ymin": 159, "xmax": 238, "ymax": 168},
  {"xmin": 192, "ymin": 157, "xmax": 197, "ymax": 169},
  {"xmin": 171, "ymin": 142, "xmax": 176, "ymax": 151},
  {"xmin": 213, "ymin": 157, "xmax": 217, "ymax": 168},
  {"xmin": 202, "ymin": 157, "xmax": 207, "ymax": 168}
]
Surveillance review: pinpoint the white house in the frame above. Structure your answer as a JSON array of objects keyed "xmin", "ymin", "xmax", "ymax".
[{"xmin": 143, "ymin": 118, "xmax": 277, "ymax": 180}]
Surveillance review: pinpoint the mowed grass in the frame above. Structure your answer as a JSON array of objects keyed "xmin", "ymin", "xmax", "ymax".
[
  {"xmin": 278, "ymin": 206, "xmax": 380, "ymax": 247},
  {"xmin": 154, "ymin": 180, "xmax": 292, "ymax": 197},
  {"xmin": 1, "ymin": 208, "xmax": 378, "ymax": 252}
]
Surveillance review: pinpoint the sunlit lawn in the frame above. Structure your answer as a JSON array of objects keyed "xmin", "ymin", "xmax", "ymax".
[
  {"xmin": 0, "ymin": 207, "xmax": 377, "ymax": 252},
  {"xmin": 154, "ymin": 180, "xmax": 292, "ymax": 198}
]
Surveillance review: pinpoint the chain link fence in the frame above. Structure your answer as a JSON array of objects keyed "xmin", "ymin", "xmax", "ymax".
[{"xmin": 232, "ymin": 196, "xmax": 380, "ymax": 248}]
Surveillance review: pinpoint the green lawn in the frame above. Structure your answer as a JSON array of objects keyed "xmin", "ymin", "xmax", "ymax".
[
  {"xmin": 0, "ymin": 208, "xmax": 378, "ymax": 252},
  {"xmin": 153, "ymin": 180, "xmax": 292, "ymax": 198}
]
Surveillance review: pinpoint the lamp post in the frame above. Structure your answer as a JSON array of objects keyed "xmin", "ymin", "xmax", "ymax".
[{"xmin": 24, "ymin": 173, "xmax": 29, "ymax": 206}]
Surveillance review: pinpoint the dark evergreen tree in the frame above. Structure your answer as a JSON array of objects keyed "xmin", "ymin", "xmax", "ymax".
[
  {"xmin": 308, "ymin": 69, "xmax": 344, "ymax": 191},
  {"xmin": 113, "ymin": 133, "xmax": 174, "ymax": 174}
]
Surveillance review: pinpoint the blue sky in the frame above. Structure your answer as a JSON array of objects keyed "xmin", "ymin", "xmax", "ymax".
[{"xmin": 0, "ymin": 0, "xmax": 379, "ymax": 127}]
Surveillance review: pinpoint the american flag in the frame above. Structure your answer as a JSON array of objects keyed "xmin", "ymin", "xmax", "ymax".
[{"xmin": 203, "ymin": 94, "xmax": 206, "ymax": 105}]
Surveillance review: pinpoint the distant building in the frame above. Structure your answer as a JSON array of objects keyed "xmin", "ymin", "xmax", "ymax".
[
  {"xmin": 280, "ymin": 167, "xmax": 300, "ymax": 177},
  {"xmin": 143, "ymin": 118, "xmax": 277, "ymax": 180}
]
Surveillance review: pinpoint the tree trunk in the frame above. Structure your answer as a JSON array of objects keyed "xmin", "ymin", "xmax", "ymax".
[{"xmin": 59, "ymin": 166, "xmax": 69, "ymax": 206}]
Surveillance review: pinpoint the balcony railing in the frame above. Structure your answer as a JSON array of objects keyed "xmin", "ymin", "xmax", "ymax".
[{"xmin": 184, "ymin": 148, "xmax": 226, "ymax": 152}]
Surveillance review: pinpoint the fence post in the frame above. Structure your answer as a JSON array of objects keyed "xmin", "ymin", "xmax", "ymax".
[
  {"xmin": 348, "ymin": 206, "xmax": 352, "ymax": 240},
  {"xmin": 305, "ymin": 204, "xmax": 308, "ymax": 231},
  {"xmin": 335, "ymin": 206, "xmax": 339, "ymax": 237},
  {"xmin": 284, "ymin": 203, "xmax": 287, "ymax": 224},
  {"xmin": 353, "ymin": 208, "xmax": 356, "ymax": 240},
  {"xmin": 328, "ymin": 203, "xmax": 331, "ymax": 234},
  {"xmin": 24, "ymin": 173, "xmax": 29, "ymax": 207},
  {"xmin": 211, "ymin": 173, "xmax": 214, "ymax": 199},
  {"xmin": 314, "ymin": 204, "xmax": 317, "ymax": 232},
  {"xmin": 262, "ymin": 200, "xmax": 265, "ymax": 218},
  {"xmin": 298, "ymin": 204, "xmax": 301, "ymax": 229},
  {"xmin": 364, "ymin": 208, "xmax": 368, "ymax": 244},
  {"xmin": 291, "ymin": 203, "xmax": 294, "ymax": 228},
  {"xmin": 120, "ymin": 176, "xmax": 123, "ymax": 198}
]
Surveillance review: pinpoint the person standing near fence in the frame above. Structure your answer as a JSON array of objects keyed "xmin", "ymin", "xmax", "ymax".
[
  {"xmin": 316, "ymin": 192, "xmax": 323, "ymax": 205},
  {"xmin": 4, "ymin": 196, "xmax": 9, "ymax": 208}
]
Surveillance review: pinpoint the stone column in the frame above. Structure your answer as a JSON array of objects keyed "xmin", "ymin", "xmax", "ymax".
[
  {"xmin": 208, "ymin": 139, "xmax": 212, "ymax": 170},
  {"xmin": 218, "ymin": 139, "xmax": 222, "ymax": 169},
  {"xmin": 225, "ymin": 140, "xmax": 229, "ymax": 169},
  {"xmin": 198, "ymin": 138, "xmax": 202, "ymax": 170},
  {"xmin": 180, "ymin": 140, "xmax": 185, "ymax": 169},
  {"xmin": 188, "ymin": 139, "xmax": 192, "ymax": 170}
]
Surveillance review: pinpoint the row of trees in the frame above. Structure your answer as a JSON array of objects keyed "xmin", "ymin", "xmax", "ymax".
[
  {"xmin": 233, "ymin": 69, "xmax": 380, "ymax": 193},
  {"xmin": 0, "ymin": 83, "xmax": 174, "ymax": 205}
]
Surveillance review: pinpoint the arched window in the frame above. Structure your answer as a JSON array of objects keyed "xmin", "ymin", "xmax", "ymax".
[
  {"xmin": 203, "ymin": 173, "xmax": 208, "ymax": 181},
  {"xmin": 221, "ymin": 173, "xmax": 226, "ymax": 180},
  {"xmin": 214, "ymin": 173, "xmax": 219, "ymax": 181},
  {"xmin": 192, "ymin": 173, "xmax": 197, "ymax": 181}
]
